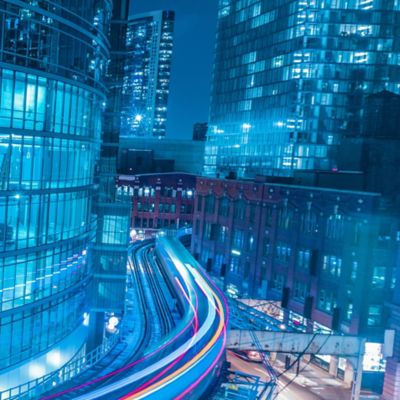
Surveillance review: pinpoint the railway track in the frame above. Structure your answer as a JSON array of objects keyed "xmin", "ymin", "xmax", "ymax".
[
  {"xmin": 41, "ymin": 241, "xmax": 177, "ymax": 399},
  {"xmin": 41, "ymin": 236, "xmax": 227, "ymax": 400}
]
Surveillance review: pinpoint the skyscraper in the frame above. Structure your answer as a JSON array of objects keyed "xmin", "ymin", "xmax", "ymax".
[
  {"xmin": 204, "ymin": 0, "xmax": 400, "ymax": 179},
  {"xmin": 0, "ymin": 0, "xmax": 111, "ymax": 390},
  {"xmin": 121, "ymin": 10, "xmax": 174, "ymax": 138},
  {"xmin": 89, "ymin": 0, "xmax": 131, "ymax": 350}
]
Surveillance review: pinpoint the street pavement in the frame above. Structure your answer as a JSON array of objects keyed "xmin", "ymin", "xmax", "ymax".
[{"xmin": 227, "ymin": 351, "xmax": 379, "ymax": 400}]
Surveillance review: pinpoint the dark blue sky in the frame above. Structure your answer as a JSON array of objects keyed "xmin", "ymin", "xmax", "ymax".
[{"xmin": 130, "ymin": 0, "xmax": 218, "ymax": 139}]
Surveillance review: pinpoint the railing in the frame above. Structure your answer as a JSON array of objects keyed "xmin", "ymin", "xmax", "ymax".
[
  {"xmin": 156, "ymin": 226, "xmax": 192, "ymax": 239},
  {"xmin": 249, "ymin": 330, "xmax": 277, "ymax": 400},
  {"xmin": 228, "ymin": 298, "xmax": 284, "ymax": 331},
  {"xmin": 0, "ymin": 331, "xmax": 120, "ymax": 400},
  {"xmin": 222, "ymin": 371, "xmax": 276, "ymax": 400}
]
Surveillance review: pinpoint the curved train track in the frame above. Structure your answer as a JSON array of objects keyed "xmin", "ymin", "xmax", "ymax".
[{"xmin": 42, "ymin": 235, "xmax": 228, "ymax": 400}]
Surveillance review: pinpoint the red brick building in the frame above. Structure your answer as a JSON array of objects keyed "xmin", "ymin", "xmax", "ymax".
[
  {"xmin": 191, "ymin": 176, "xmax": 399, "ymax": 390},
  {"xmin": 117, "ymin": 173, "xmax": 196, "ymax": 235},
  {"xmin": 191, "ymin": 177, "xmax": 398, "ymax": 340}
]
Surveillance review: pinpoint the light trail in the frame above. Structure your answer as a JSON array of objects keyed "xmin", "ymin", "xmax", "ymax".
[
  {"xmin": 42, "ymin": 237, "xmax": 228, "ymax": 400},
  {"xmin": 120, "ymin": 277, "xmax": 200, "ymax": 397},
  {"xmin": 124, "ymin": 260, "xmax": 227, "ymax": 399},
  {"xmin": 42, "ymin": 247, "xmax": 197, "ymax": 400},
  {"xmin": 73, "ymin": 289, "xmax": 217, "ymax": 399}
]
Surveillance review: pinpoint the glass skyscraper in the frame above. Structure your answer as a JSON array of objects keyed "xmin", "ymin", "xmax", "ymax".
[
  {"xmin": 204, "ymin": 0, "xmax": 400, "ymax": 178},
  {"xmin": 0, "ymin": 0, "xmax": 111, "ymax": 390},
  {"xmin": 121, "ymin": 11, "xmax": 174, "ymax": 138},
  {"xmin": 89, "ymin": 0, "xmax": 131, "ymax": 349}
]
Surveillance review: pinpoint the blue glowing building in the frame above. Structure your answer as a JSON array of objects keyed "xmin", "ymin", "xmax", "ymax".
[
  {"xmin": 204, "ymin": 0, "xmax": 400, "ymax": 178},
  {"xmin": 0, "ymin": 0, "xmax": 112, "ymax": 392},
  {"xmin": 120, "ymin": 11, "xmax": 175, "ymax": 138}
]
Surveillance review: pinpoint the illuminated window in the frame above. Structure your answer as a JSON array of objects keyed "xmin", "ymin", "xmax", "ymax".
[
  {"xmin": 293, "ymin": 281, "xmax": 308, "ymax": 301},
  {"xmin": 102, "ymin": 215, "xmax": 128, "ymax": 245},
  {"xmin": 218, "ymin": 225, "xmax": 228, "ymax": 242},
  {"xmin": 219, "ymin": 196, "xmax": 230, "ymax": 217},
  {"xmin": 297, "ymin": 249, "xmax": 311, "ymax": 270},
  {"xmin": 322, "ymin": 255, "xmax": 342, "ymax": 278},
  {"xmin": 234, "ymin": 200, "xmax": 246, "ymax": 220},
  {"xmin": 271, "ymin": 273, "xmax": 285, "ymax": 291},
  {"xmin": 371, "ymin": 266, "xmax": 386, "ymax": 288},
  {"xmin": 275, "ymin": 242, "xmax": 292, "ymax": 263},
  {"xmin": 233, "ymin": 229, "xmax": 244, "ymax": 248},
  {"xmin": 205, "ymin": 195, "xmax": 215, "ymax": 214},
  {"xmin": 203, "ymin": 222, "xmax": 211, "ymax": 240},
  {"xmin": 367, "ymin": 305, "xmax": 382, "ymax": 326},
  {"xmin": 272, "ymin": 55, "xmax": 284, "ymax": 68},
  {"xmin": 318, "ymin": 289, "xmax": 336, "ymax": 312},
  {"xmin": 242, "ymin": 51, "xmax": 257, "ymax": 64}
]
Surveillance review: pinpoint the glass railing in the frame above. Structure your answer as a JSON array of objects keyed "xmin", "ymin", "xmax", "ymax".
[{"xmin": 0, "ymin": 331, "xmax": 120, "ymax": 400}]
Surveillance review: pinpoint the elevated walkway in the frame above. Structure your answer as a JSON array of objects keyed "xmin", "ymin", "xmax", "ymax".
[
  {"xmin": 227, "ymin": 330, "xmax": 366, "ymax": 400},
  {"xmin": 227, "ymin": 330, "xmax": 365, "ymax": 357}
]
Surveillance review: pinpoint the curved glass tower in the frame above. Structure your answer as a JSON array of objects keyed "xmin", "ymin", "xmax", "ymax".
[{"xmin": 0, "ymin": 0, "xmax": 111, "ymax": 389}]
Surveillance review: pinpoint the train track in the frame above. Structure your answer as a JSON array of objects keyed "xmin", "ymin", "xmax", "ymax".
[
  {"xmin": 140, "ymin": 246, "xmax": 175, "ymax": 340},
  {"xmin": 41, "ymin": 241, "xmax": 176, "ymax": 399},
  {"xmin": 42, "ymin": 236, "xmax": 228, "ymax": 400}
]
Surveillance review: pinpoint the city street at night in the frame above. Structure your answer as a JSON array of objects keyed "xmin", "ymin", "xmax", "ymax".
[{"xmin": 227, "ymin": 350, "xmax": 378, "ymax": 400}]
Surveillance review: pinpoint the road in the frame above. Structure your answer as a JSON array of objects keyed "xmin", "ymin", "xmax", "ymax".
[{"xmin": 227, "ymin": 350, "xmax": 352, "ymax": 400}]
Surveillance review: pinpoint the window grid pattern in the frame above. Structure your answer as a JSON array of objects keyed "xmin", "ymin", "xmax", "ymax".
[
  {"xmin": 0, "ymin": 0, "xmax": 111, "ymax": 371},
  {"xmin": 205, "ymin": 0, "xmax": 400, "ymax": 178}
]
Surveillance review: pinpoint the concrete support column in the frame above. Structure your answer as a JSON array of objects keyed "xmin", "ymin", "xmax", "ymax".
[
  {"xmin": 269, "ymin": 352, "xmax": 277, "ymax": 362},
  {"xmin": 343, "ymin": 360, "xmax": 354, "ymax": 389},
  {"xmin": 329, "ymin": 355, "xmax": 339, "ymax": 377}
]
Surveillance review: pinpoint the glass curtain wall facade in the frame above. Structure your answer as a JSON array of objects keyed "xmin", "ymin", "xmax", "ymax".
[
  {"xmin": 121, "ymin": 11, "xmax": 174, "ymax": 138},
  {"xmin": 0, "ymin": 0, "xmax": 111, "ymax": 383},
  {"xmin": 89, "ymin": 0, "xmax": 131, "ymax": 347},
  {"xmin": 205, "ymin": 0, "xmax": 400, "ymax": 178}
]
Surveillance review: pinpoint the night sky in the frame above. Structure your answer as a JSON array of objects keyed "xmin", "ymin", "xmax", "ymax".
[{"xmin": 130, "ymin": 0, "xmax": 218, "ymax": 140}]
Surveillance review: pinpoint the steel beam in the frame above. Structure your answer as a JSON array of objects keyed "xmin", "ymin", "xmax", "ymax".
[{"xmin": 227, "ymin": 330, "xmax": 364, "ymax": 357}]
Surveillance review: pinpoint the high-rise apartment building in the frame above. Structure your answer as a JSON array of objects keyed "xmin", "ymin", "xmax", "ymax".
[
  {"xmin": 0, "ymin": 0, "xmax": 111, "ymax": 390},
  {"xmin": 121, "ymin": 11, "xmax": 174, "ymax": 138},
  {"xmin": 204, "ymin": 0, "xmax": 400, "ymax": 178}
]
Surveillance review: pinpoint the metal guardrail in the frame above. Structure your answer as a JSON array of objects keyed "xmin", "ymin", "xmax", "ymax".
[
  {"xmin": 249, "ymin": 331, "xmax": 277, "ymax": 400},
  {"xmin": 222, "ymin": 371, "xmax": 276, "ymax": 400},
  {"xmin": 0, "ymin": 332, "xmax": 120, "ymax": 400},
  {"xmin": 228, "ymin": 298, "xmax": 285, "ymax": 332},
  {"xmin": 156, "ymin": 226, "xmax": 192, "ymax": 239}
]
